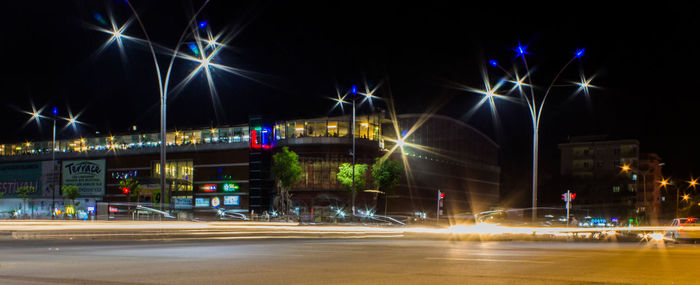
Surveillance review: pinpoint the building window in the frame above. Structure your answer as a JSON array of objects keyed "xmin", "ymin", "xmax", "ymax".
[{"xmin": 612, "ymin": 186, "xmax": 620, "ymax": 193}]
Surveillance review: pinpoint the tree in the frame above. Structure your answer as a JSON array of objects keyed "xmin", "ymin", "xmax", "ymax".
[
  {"xmin": 61, "ymin": 185, "xmax": 80, "ymax": 219},
  {"xmin": 16, "ymin": 185, "xmax": 36, "ymax": 218},
  {"xmin": 371, "ymin": 158, "xmax": 403, "ymax": 194},
  {"xmin": 61, "ymin": 185, "xmax": 80, "ymax": 206},
  {"xmin": 337, "ymin": 163, "xmax": 368, "ymax": 195},
  {"xmin": 272, "ymin": 147, "xmax": 302, "ymax": 217}
]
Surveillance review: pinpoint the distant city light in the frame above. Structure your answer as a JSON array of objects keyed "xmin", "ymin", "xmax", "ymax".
[
  {"xmin": 198, "ymin": 21, "xmax": 207, "ymax": 28},
  {"xmin": 575, "ymin": 48, "xmax": 585, "ymax": 58},
  {"xmin": 489, "ymin": 59, "xmax": 498, "ymax": 67}
]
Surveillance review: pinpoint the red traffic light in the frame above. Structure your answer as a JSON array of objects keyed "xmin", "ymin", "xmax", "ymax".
[
  {"xmin": 440, "ymin": 192, "xmax": 445, "ymax": 199},
  {"xmin": 571, "ymin": 193, "xmax": 576, "ymax": 200},
  {"xmin": 121, "ymin": 187, "xmax": 130, "ymax": 194}
]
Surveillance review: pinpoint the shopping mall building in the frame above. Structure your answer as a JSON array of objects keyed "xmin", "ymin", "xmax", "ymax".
[{"xmin": 0, "ymin": 112, "xmax": 500, "ymax": 220}]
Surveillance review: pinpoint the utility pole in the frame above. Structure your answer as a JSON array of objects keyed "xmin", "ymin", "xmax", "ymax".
[
  {"xmin": 350, "ymin": 85, "xmax": 358, "ymax": 219},
  {"xmin": 51, "ymin": 107, "xmax": 57, "ymax": 220},
  {"xmin": 437, "ymin": 189, "xmax": 444, "ymax": 224}
]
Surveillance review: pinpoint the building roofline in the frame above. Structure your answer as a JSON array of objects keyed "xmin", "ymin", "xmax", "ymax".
[
  {"xmin": 396, "ymin": 113, "xmax": 499, "ymax": 148},
  {"xmin": 558, "ymin": 139, "xmax": 640, "ymax": 148}
]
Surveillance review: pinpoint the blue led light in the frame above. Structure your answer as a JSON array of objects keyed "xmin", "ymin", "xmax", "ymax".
[
  {"xmin": 188, "ymin": 42, "xmax": 199, "ymax": 55},
  {"xmin": 52, "ymin": 107, "xmax": 58, "ymax": 115},
  {"xmin": 489, "ymin": 60, "xmax": 498, "ymax": 67},
  {"xmin": 351, "ymin": 85, "xmax": 357, "ymax": 94},
  {"xmin": 198, "ymin": 21, "xmax": 207, "ymax": 28},
  {"xmin": 516, "ymin": 45, "xmax": 526, "ymax": 55},
  {"xmin": 575, "ymin": 48, "xmax": 585, "ymax": 58},
  {"xmin": 93, "ymin": 12, "xmax": 107, "ymax": 25}
]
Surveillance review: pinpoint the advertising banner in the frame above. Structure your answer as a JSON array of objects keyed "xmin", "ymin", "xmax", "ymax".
[
  {"xmin": 62, "ymin": 160, "xmax": 106, "ymax": 197},
  {"xmin": 0, "ymin": 162, "xmax": 43, "ymax": 198}
]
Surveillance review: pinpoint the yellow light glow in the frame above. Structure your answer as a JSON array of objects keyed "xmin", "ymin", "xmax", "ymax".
[
  {"xmin": 621, "ymin": 164, "xmax": 631, "ymax": 172},
  {"xmin": 660, "ymin": 178, "xmax": 670, "ymax": 187},
  {"xmin": 683, "ymin": 194, "xmax": 690, "ymax": 200}
]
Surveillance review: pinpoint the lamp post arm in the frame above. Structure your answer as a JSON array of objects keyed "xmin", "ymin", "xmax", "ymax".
[{"xmin": 535, "ymin": 56, "xmax": 577, "ymax": 129}]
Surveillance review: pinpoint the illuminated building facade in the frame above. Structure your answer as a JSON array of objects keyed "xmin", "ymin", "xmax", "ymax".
[{"xmin": 0, "ymin": 112, "xmax": 500, "ymax": 219}]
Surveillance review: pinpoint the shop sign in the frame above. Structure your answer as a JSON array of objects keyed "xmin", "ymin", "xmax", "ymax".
[
  {"xmin": 173, "ymin": 197, "xmax": 193, "ymax": 209},
  {"xmin": 223, "ymin": 183, "xmax": 239, "ymax": 192},
  {"xmin": 195, "ymin": 198, "xmax": 210, "ymax": 207},
  {"xmin": 109, "ymin": 207, "xmax": 119, "ymax": 213},
  {"xmin": 224, "ymin": 196, "xmax": 240, "ymax": 206},
  {"xmin": 211, "ymin": 197, "xmax": 221, "ymax": 208},
  {"xmin": 200, "ymin": 184, "xmax": 217, "ymax": 192},
  {"xmin": 0, "ymin": 162, "xmax": 44, "ymax": 198},
  {"xmin": 62, "ymin": 159, "xmax": 106, "ymax": 196}
]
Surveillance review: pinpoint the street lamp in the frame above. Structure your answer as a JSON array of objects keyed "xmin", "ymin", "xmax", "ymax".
[
  {"xmin": 95, "ymin": 1, "xmax": 245, "ymax": 212},
  {"xmin": 23, "ymin": 105, "xmax": 81, "ymax": 219},
  {"xmin": 463, "ymin": 44, "xmax": 594, "ymax": 223},
  {"xmin": 329, "ymin": 83, "xmax": 381, "ymax": 217},
  {"xmin": 659, "ymin": 177, "xmax": 694, "ymax": 218},
  {"xmin": 620, "ymin": 162, "xmax": 664, "ymax": 221}
]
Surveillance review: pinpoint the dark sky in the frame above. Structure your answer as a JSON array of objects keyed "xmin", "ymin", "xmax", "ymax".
[{"xmin": 2, "ymin": 1, "xmax": 699, "ymax": 205}]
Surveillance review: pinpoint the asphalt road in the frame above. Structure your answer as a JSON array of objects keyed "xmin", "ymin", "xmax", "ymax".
[{"xmin": 0, "ymin": 238, "xmax": 698, "ymax": 284}]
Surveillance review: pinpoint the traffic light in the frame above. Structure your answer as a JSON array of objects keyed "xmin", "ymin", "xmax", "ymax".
[
  {"xmin": 121, "ymin": 187, "xmax": 130, "ymax": 194},
  {"xmin": 437, "ymin": 190, "xmax": 445, "ymax": 216}
]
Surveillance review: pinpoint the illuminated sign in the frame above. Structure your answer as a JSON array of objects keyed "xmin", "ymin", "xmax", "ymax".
[
  {"xmin": 224, "ymin": 196, "xmax": 240, "ymax": 206},
  {"xmin": 87, "ymin": 206, "xmax": 95, "ymax": 213},
  {"xmin": 590, "ymin": 218, "xmax": 606, "ymax": 224},
  {"xmin": 195, "ymin": 198, "xmax": 209, "ymax": 207},
  {"xmin": 211, "ymin": 197, "xmax": 221, "ymax": 208},
  {"xmin": 65, "ymin": 206, "xmax": 75, "ymax": 215},
  {"xmin": 200, "ymin": 184, "xmax": 217, "ymax": 192},
  {"xmin": 109, "ymin": 206, "xmax": 118, "ymax": 213},
  {"xmin": 223, "ymin": 183, "xmax": 239, "ymax": 192},
  {"xmin": 251, "ymin": 126, "xmax": 273, "ymax": 149}
]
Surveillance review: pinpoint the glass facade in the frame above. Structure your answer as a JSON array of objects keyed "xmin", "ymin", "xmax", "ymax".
[
  {"xmin": 0, "ymin": 125, "xmax": 250, "ymax": 157},
  {"xmin": 153, "ymin": 160, "xmax": 194, "ymax": 191},
  {"xmin": 274, "ymin": 114, "xmax": 382, "ymax": 141}
]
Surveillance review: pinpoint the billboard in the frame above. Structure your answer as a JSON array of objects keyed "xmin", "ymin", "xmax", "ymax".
[
  {"xmin": 62, "ymin": 160, "xmax": 106, "ymax": 197},
  {"xmin": 0, "ymin": 161, "xmax": 58, "ymax": 198}
]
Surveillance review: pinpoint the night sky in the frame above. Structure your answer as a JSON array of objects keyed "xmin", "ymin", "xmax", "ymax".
[{"xmin": 2, "ymin": 1, "xmax": 699, "ymax": 206}]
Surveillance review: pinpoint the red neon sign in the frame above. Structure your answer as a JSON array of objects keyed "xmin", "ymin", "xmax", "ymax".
[{"xmin": 201, "ymin": 184, "xmax": 217, "ymax": 192}]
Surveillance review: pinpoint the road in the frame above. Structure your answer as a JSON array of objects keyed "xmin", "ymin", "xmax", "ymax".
[{"xmin": 1, "ymin": 238, "xmax": 698, "ymax": 284}]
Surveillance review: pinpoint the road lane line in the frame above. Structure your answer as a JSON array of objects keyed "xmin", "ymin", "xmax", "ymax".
[{"xmin": 425, "ymin": 257, "xmax": 553, "ymax": 263}]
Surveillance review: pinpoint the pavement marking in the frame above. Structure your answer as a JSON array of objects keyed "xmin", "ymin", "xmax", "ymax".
[{"xmin": 425, "ymin": 257, "xmax": 553, "ymax": 264}]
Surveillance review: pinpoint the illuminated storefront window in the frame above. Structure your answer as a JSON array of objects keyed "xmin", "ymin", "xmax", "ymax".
[{"xmin": 153, "ymin": 160, "xmax": 194, "ymax": 191}]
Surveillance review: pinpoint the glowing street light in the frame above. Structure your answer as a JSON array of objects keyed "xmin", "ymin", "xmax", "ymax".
[
  {"xmin": 461, "ymin": 43, "xmax": 595, "ymax": 223},
  {"xmin": 93, "ymin": 2, "xmax": 253, "ymax": 212},
  {"xmin": 22, "ymin": 104, "xmax": 83, "ymax": 219},
  {"xmin": 621, "ymin": 164, "xmax": 631, "ymax": 172}
]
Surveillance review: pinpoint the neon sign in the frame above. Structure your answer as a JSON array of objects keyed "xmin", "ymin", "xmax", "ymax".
[
  {"xmin": 200, "ymin": 184, "xmax": 217, "ymax": 192},
  {"xmin": 211, "ymin": 197, "xmax": 221, "ymax": 208},
  {"xmin": 223, "ymin": 183, "xmax": 239, "ymax": 192},
  {"xmin": 224, "ymin": 196, "xmax": 240, "ymax": 206},
  {"xmin": 195, "ymin": 198, "xmax": 209, "ymax": 207},
  {"xmin": 251, "ymin": 126, "xmax": 273, "ymax": 149}
]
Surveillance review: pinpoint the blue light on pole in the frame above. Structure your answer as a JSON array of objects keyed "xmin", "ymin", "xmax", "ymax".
[
  {"xmin": 514, "ymin": 42, "xmax": 529, "ymax": 56},
  {"xmin": 52, "ymin": 107, "xmax": 58, "ymax": 115},
  {"xmin": 198, "ymin": 21, "xmax": 207, "ymax": 29},
  {"xmin": 489, "ymin": 59, "xmax": 498, "ymax": 67},
  {"xmin": 188, "ymin": 43, "xmax": 200, "ymax": 55},
  {"xmin": 351, "ymin": 85, "xmax": 357, "ymax": 94},
  {"xmin": 575, "ymin": 48, "xmax": 585, "ymax": 58}
]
